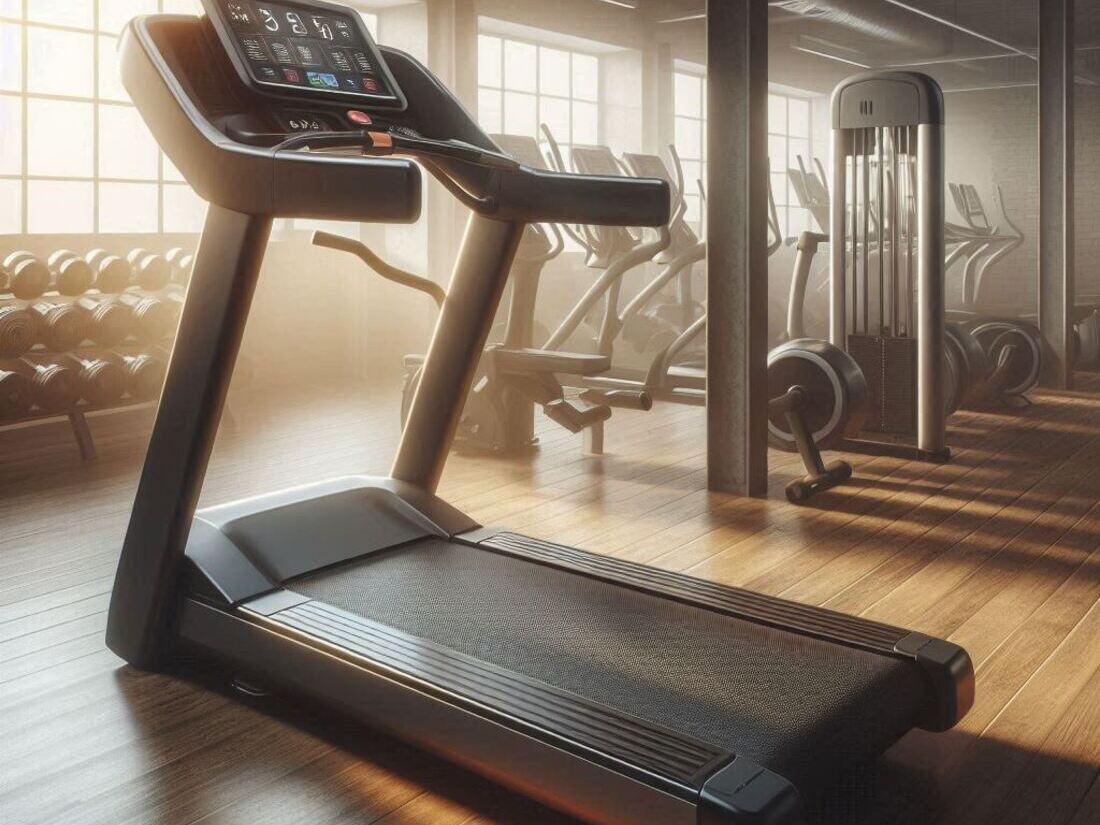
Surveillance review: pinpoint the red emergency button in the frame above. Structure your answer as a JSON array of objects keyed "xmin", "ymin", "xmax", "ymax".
[{"xmin": 347, "ymin": 110, "xmax": 372, "ymax": 126}]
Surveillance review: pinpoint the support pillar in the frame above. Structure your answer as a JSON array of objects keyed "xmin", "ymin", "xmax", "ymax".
[
  {"xmin": 705, "ymin": 0, "xmax": 769, "ymax": 494},
  {"xmin": 1038, "ymin": 0, "xmax": 1075, "ymax": 388}
]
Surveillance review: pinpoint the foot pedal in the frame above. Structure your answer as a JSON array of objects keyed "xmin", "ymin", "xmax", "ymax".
[{"xmin": 543, "ymin": 399, "xmax": 612, "ymax": 434}]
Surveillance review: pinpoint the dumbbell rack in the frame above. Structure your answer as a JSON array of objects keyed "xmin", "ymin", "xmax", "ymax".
[{"xmin": 0, "ymin": 246, "xmax": 191, "ymax": 460}]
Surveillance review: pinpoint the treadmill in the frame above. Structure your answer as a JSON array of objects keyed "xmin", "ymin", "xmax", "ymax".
[{"xmin": 106, "ymin": 3, "xmax": 974, "ymax": 824}]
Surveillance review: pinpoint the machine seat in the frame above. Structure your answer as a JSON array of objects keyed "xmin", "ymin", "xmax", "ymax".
[{"xmin": 494, "ymin": 347, "xmax": 611, "ymax": 376}]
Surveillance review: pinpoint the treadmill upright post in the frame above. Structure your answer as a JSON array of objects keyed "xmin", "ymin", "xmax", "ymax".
[
  {"xmin": 392, "ymin": 213, "xmax": 525, "ymax": 492},
  {"xmin": 106, "ymin": 205, "xmax": 272, "ymax": 668}
]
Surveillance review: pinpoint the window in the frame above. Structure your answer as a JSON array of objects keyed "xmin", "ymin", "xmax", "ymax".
[
  {"xmin": 476, "ymin": 34, "xmax": 599, "ymax": 165},
  {"xmin": 672, "ymin": 70, "xmax": 705, "ymax": 230},
  {"xmin": 0, "ymin": 2, "xmax": 380, "ymax": 235},
  {"xmin": 674, "ymin": 72, "xmax": 816, "ymax": 239},
  {"xmin": 768, "ymin": 92, "xmax": 812, "ymax": 239}
]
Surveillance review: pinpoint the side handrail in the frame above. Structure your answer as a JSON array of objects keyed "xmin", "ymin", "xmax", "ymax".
[{"xmin": 311, "ymin": 231, "xmax": 446, "ymax": 308}]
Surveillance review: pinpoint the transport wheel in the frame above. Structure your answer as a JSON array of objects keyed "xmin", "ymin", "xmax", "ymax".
[{"xmin": 766, "ymin": 339, "xmax": 868, "ymax": 452}]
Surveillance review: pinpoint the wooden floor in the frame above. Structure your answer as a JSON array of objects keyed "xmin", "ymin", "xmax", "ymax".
[{"xmin": 1, "ymin": 375, "xmax": 1098, "ymax": 825}]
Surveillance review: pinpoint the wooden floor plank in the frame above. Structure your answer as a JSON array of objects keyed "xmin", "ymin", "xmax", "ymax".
[{"xmin": 1, "ymin": 377, "xmax": 1097, "ymax": 825}]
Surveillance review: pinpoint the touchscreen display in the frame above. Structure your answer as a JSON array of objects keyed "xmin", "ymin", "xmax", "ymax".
[{"xmin": 208, "ymin": 1, "xmax": 401, "ymax": 104}]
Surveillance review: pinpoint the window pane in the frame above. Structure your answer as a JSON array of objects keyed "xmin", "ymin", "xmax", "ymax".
[
  {"xmin": 164, "ymin": 184, "xmax": 206, "ymax": 232},
  {"xmin": 27, "ymin": 27, "xmax": 94, "ymax": 98},
  {"xmin": 27, "ymin": 0, "xmax": 94, "ymax": 28},
  {"xmin": 503, "ymin": 40, "xmax": 536, "ymax": 92},
  {"xmin": 0, "ymin": 179, "xmax": 20, "ymax": 233},
  {"xmin": 27, "ymin": 98, "xmax": 94, "ymax": 177},
  {"xmin": 539, "ymin": 48, "xmax": 569, "ymax": 97},
  {"xmin": 788, "ymin": 207, "xmax": 809, "ymax": 236},
  {"xmin": 99, "ymin": 182, "xmax": 158, "ymax": 232},
  {"xmin": 768, "ymin": 94, "xmax": 786, "ymax": 134},
  {"xmin": 502, "ymin": 90, "xmax": 536, "ymax": 136},
  {"xmin": 571, "ymin": 54, "xmax": 598, "ymax": 102},
  {"xmin": 0, "ymin": 0, "xmax": 21, "ymax": 18},
  {"xmin": 99, "ymin": 104, "xmax": 158, "ymax": 179},
  {"xmin": 539, "ymin": 96, "xmax": 570, "ymax": 143},
  {"xmin": 674, "ymin": 73, "xmax": 701, "ymax": 118},
  {"xmin": 788, "ymin": 98, "xmax": 810, "ymax": 138},
  {"xmin": 100, "ymin": 0, "xmax": 158, "ymax": 34},
  {"xmin": 771, "ymin": 173, "xmax": 788, "ymax": 207},
  {"xmin": 0, "ymin": 23, "xmax": 21, "ymax": 92},
  {"xmin": 788, "ymin": 137, "xmax": 809, "ymax": 170},
  {"xmin": 99, "ymin": 35, "xmax": 128, "ymax": 101},
  {"xmin": 0, "ymin": 95, "xmax": 20, "ymax": 175},
  {"xmin": 477, "ymin": 87, "xmax": 502, "ymax": 133},
  {"xmin": 571, "ymin": 100, "xmax": 597, "ymax": 145},
  {"xmin": 27, "ymin": 180, "xmax": 94, "ymax": 233},
  {"xmin": 768, "ymin": 134, "xmax": 786, "ymax": 173},
  {"xmin": 680, "ymin": 160, "xmax": 702, "ymax": 195},
  {"xmin": 478, "ymin": 35, "xmax": 501, "ymax": 88},
  {"xmin": 675, "ymin": 117, "xmax": 702, "ymax": 160}
]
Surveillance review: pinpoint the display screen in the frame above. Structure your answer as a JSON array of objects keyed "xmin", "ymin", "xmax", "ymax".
[{"xmin": 209, "ymin": 1, "xmax": 401, "ymax": 104}]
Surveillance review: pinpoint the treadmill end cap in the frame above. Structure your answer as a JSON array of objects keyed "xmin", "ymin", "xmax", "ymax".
[{"xmin": 699, "ymin": 756, "xmax": 805, "ymax": 825}]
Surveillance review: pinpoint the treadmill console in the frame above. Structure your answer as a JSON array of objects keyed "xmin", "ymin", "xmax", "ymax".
[{"xmin": 203, "ymin": 0, "xmax": 405, "ymax": 108}]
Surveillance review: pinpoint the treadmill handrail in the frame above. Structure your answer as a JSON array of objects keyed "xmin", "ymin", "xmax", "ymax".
[{"xmin": 311, "ymin": 231, "xmax": 446, "ymax": 307}]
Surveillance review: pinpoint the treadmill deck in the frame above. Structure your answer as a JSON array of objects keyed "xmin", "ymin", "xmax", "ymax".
[{"xmin": 283, "ymin": 534, "xmax": 929, "ymax": 794}]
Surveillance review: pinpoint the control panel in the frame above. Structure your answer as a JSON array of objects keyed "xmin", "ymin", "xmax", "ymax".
[{"xmin": 202, "ymin": 0, "xmax": 405, "ymax": 108}]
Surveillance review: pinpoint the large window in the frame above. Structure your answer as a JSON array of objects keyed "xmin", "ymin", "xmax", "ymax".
[
  {"xmin": 476, "ymin": 34, "xmax": 599, "ymax": 162},
  {"xmin": 768, "ymin": 92, "xmax": 812, "ymax": 239},
  {"xmin": 672, "ymin": 70, "xmax": 705, "ymax": 230},
  {"xmin": 0, "ymin": 2, "xmax": 379, "ymax": 236},
  {"xmin": 673, "ymin": 71, "xmax": 815, "ymax": 239}
]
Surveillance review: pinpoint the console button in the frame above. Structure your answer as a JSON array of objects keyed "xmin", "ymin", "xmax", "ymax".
[
  {"xmin": 238, "ymin": 35, "xmax": 269, "ymax": 63},
  {"xmin": 289, "ymin": 38, "xmax": 325, "ymax": 67},
  {"xmin": 349, "ymin": 50, "xmax": 373, "ymax": 74},
  {"xmin": 333, "ymin": 19, "xmax": 355, "ymax": 43},
  {"xmin": 256, "ymin": 65, "xmax": 278, "ymax": 81},
  {"xmin": 306, "ymin": 71, "xmax": 340, "ymax": 90},
  {"xmin": 347, "ymin": 110, "xmax": 372, "ymax": 126},
  {"xmin": 265, "ymin": 37, "xmax": 296, "ymax": 65},
  {"xmin": 281, "ymin": 67, "xmax": 302, "ymax": 84},
  {"xmin": 361, "ymin": 77, "xmax": 380, "ymax": 93},
  {"xmin": 224, "ymin": 2, "xmax": 256, "ymax": 30}
]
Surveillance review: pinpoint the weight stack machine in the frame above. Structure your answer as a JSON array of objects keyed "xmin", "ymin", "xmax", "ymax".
[{"xmin": 829, "ymin": 71, "xmax": 950, "ymax": 462}]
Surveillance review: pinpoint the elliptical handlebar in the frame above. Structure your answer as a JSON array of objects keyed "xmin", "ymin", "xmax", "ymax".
[{"xmin": 311, "ymin": 230, "xmax": 446, "ymax": 308}]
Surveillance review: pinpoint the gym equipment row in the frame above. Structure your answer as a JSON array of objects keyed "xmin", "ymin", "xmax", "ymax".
[
  {"xmin": 0, "ymin": 247, "xmax": 193, "ymax": 300},
  {"xmin": 0, "ymin": 346, "xmax": 168, "ymax": 459},
  {"xmin": 0, "ymin": 247, "xmax": 192, "ymax": 457},
  {"xmin": 106, "ymin": 10, "xmax": 973, "ymax": 825}
]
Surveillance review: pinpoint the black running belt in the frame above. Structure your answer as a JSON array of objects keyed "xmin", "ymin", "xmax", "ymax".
[{"xmin": 290, "ymin": 537, "xmax": 928, "ymax": 793}]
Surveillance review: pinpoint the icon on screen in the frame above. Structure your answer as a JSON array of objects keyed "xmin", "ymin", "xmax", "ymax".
[
  {"xmin": 266, "ymin": 38, "xmax": 296, "ymax": 64},
  {"xmin": 281, "ymin": 67, "xmax": 302, "ymax": 83},
  {"xmin": 239, "ymin": 35, "xmax": 269, "ymax": 62},
  {"xmin": 225, "ymin": 2, "xmax": 253, "ymax": 27},
  {"xmin": 255, "ymin": 6, "xmax": 279, "ymax": 32},
  {"xmin": 284, "ymin": 11, "xmax": 308, "ymax": 36},
  {"xmin": 291, "ymin": 39, "xmax": 324, "ymax": 66},
  {"xmin": 349, "ymin": 50, "xmax": 372, "ymax": 73},
  {"xmin": 333, "ymin": 20, "xmax": 354, "ymax": 42},
  {"xmin": 311, "ymin": 16, "xmax": 335, "ymax": 41},
  {"xmin": 326, "ymin": 48, "xmax": 352, "ymax": 73},
  {"xmin": 257, "ymin": 65, "xmax": 278, "ymax": 80},
  {"xmin": 307, "ymin": 72, "xmax": 340, "ymax": 90}
]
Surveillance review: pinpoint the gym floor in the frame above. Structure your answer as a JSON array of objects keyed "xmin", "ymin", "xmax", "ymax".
[{"xmin": 1, "ymin": 375, "xmax": 1098, "ymax": 825}]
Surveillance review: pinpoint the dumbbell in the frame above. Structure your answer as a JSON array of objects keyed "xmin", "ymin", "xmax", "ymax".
[
  {"xmin": 0, "ymin": 368, "xmax": 35, "ymax": 420},
  {"xmin": 46, "ymin": 250, "xmax": 95, "ymax": 296},
  {"xmin": 164, "ymin": 248, "xmax": 195, "ymax": 285},
  {"xmin": 16, "ymin": 358, "xmax": 80, "ymax": 412},
  {"xmin": 945, "ymin": 322, "xmax": 992, "ymax": 408},
  {"xmin": 969, "ymin": 320, "xmax": 1042, "ymax": 398},
  {"xmin": 127, "ymin": 248, "xmax": 172, "ymax": 291},
  {"xmin": 30, "ymin": 300, "xmax": 91, "ymax": 351},
  {"xmin": 63, "ymin": 351, "xmax": 127, "ymax": 407},
  {"xmin": 77, "ymin": 295, "xmax": 133, "ymax": 347},
  {"xmin": 115, "ymin": 293, "xmax": 177, "ymax": 341},
  {"xmin": 0, "ymin": 305, "xmax": 36, "ymax": 358},
  {"xmin": 1, "ymin": 251, "xmax": 50, "ymax": 299},
  {"xmin": 85, "ymin": 249, "xmax": 135, "ymax": 294},
  {"xmin": 115, "ymin": 351, "xmax": 168, "ymax": 400}
]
